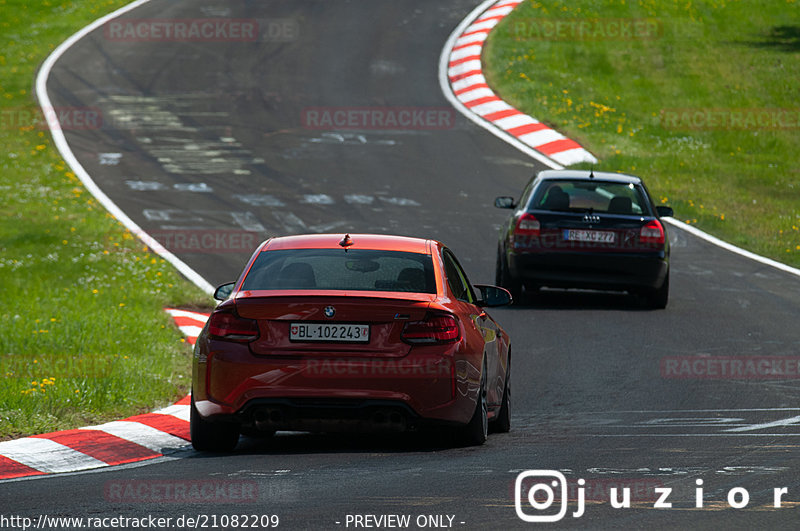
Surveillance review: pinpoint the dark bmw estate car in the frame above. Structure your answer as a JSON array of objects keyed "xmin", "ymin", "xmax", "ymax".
[{"xmin": 495, "ymin": 170, "xmax": 673, "ymax": 308}]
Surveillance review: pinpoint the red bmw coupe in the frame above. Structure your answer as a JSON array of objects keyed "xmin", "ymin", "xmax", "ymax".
[{"xmin": 191, "ymin": 234, "xmax": 512, "ymax": 451}]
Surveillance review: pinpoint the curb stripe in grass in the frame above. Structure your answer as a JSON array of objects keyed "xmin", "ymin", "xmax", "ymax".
[
  {"xmin": 32, "ymin": 430, "xmax": 160, "ymax": 465},
  {"xmin": 0, "ymin": 310, "xmax": 209, "ymax": 481},
  {"xmin": 0, "ymin": 438, "xmax": 108, "ymax": 475},
  {"xmin": 441, "ymin": 0, "xmax": 598, "ymax": 167},
  {"xmin": 442, "ymin": 1, "xmax": 800, "ymax": 281},
  {"xmin": 35, "ymin": 0, "xmax": 215, "ymax": 297},
  {"xmin": 0, "ymin": 457, "xmax": 45, "ymax": 479},
  {"xmin": 165, "ymin": 308, "xmax": 212, "ymax": 346}
]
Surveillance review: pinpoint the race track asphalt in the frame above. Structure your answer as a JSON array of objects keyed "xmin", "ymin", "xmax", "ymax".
[{"xmin": 5, "ymin": 1, "xmax": 800, "ymax": 528}]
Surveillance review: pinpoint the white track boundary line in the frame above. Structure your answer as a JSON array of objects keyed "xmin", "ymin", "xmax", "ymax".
[
  {"xmin": 724, "ymin": 415, "xmax": 800, "ymax": 433},
  {"xmin": 440, "ymin": 1, "xmax": 800, "ymax": 281},
  {"xmin": 663, "ymin": 217, "xmax": 800, "ymax": 279},
  {"xmin": 35, "ymin": 0, "xmax": 215, "ymax": 296}
]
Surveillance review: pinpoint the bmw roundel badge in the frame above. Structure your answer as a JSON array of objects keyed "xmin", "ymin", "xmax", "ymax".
[{"xmin": 324, "ymin": 306, "xmax": 336, "ymax": 319}]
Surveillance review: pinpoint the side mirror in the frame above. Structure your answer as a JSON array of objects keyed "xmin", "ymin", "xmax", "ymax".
[
  {"xmin": 213, "ymin": 282, "xmax": 236, "ymax": 301},
  {"xmin": 474, "ymin": 284, "xmax": 513, "ymax": 307},
  {"xmin": 494, "ymin": 196, "xmax": 516, "ymax": 209},
  {"xmin": 656, "ymin": 206, "xmax": 674, "ymax": 218}
]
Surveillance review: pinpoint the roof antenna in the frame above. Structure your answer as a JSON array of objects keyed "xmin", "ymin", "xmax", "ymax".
[
  {"xmin": 339, "ymin": 233, "xmax": 354, "ymax": 252},
  {"xmin": 589, "ymin": 165, "xmax": 595, "ymax": 179}
]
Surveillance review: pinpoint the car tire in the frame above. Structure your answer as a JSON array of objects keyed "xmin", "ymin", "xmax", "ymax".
[
  {"xmin": 190, "ymin": 396, "xmax": 239, "ymax": 452},
  {"xmin": 646, "ymin": 271, "xmax": 669, "ymax": 309},
  {"xmin": 490, "ymin": 352, "xmax": 511, "ymax": 434},
  {"xmin": 496, "ymin": 248, "xmax": 522, "ymax": 300},
  {"xmin": 461, "ymin": 362, "xmax": 488, "ymax": 446}
]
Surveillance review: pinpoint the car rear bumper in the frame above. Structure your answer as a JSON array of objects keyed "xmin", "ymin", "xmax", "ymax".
[
  {"xmin": 193, "ymin": 341, "xmax": 478, "ymax": 430},
  {"xmin": 238, "ymin": 398, "xmax": 424, "ymax": 433},
  {"xmin": 508, "ymin": 250, "xmax": 668, "ymax": 290}
]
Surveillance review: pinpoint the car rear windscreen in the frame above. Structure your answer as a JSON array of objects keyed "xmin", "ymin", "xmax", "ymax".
[
  {"xmin": 531, "ymin": 180, "xmax": 650, "ymax": 215},
  {"xmin": 241, "ymin": 249, "xmax": 436, "ymax": 293}
]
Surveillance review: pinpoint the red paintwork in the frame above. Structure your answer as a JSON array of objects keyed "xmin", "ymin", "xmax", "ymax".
[{"xmin": 192, "ymin": 234, "xmax": 510, "ymax": 433}]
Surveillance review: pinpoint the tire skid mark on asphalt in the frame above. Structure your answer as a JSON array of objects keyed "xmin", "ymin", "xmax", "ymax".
[
  {"xmin": 107, "ymin": 90, "xmax": 427, "ymax": 246},
  {"xmin": 102, "ymin": 94, "xmax": 260, "ymax": 175},
  {"xmin": 511, "ymin": 409, "xmax": 800, "ymax": 437},
  {"xmin": 134, "ymin": 191, "xmax": 424, "ymax": 245},
  {"xmin": 0, "ymin": 310, "xmax": 208, "ymax": 481}
]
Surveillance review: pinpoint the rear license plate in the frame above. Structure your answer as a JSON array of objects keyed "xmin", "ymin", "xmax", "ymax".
[
  {"xmin": 290, "ymin": 323, "xmax": 370, "ymax": 342},
  {"xmin": 563, "ymin": 229, "xmax": 616, "ymax": 243}
]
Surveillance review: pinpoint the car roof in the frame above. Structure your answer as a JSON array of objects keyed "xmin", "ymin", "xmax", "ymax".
[
  {"xmin": 261, "ymin": 233, "xmax": 433, "ymax": 254},
  {"xmin": 536, "ymin": 169, "xmax": 643, "ymax": 185}
]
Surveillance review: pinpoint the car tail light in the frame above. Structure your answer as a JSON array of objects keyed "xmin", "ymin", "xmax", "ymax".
[
  {"xmin": 207, "ymin": 310, "xmax": 259, "ymax": 342},
  {"xmin": 401, "ymin": 313, "xmax": 460, "ymax": 344},
  {"xmin": 514, "ymin": 213, "xmax": 540, "ymax": 236},
  {"xmin": 640, "ymin": 219, "xmax": 665, "ymax": 245}
]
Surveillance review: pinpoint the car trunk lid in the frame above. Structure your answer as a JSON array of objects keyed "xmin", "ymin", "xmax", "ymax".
[
  {"xmin": 529, "ymin": 211, "xmax": 663, "ymax": 252},
  {"xmin": 235, "ymin": 293, "xmax": 434, "ymax": 357}
]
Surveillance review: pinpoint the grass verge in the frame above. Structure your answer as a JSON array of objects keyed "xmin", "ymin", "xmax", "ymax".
[
  {"xmin": 483, "ymin": 0, "xmax": 800, "ymax": 265},
  {"xmin": 0, "ymin": 0, "xmax": 211, "ymax": 440}
]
